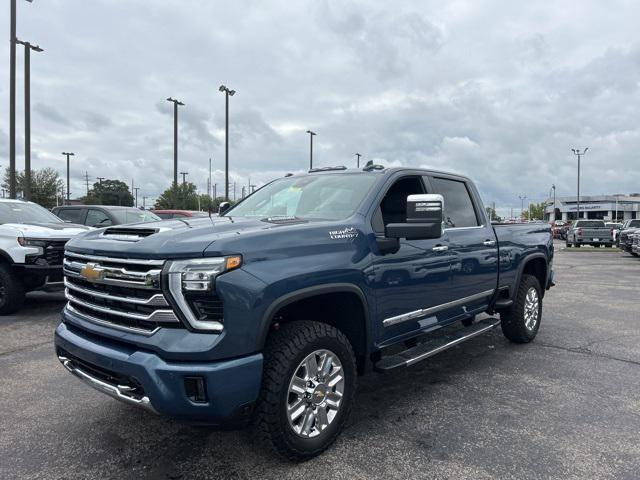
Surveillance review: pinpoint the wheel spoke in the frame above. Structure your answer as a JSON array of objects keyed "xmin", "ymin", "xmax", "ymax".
[
  {"xmin": 319, "ymin": 354, "xmax": 333, "ymax": 378},
  {"xmin": 301, "ymin": 408, "xmax": 316, "ymax": 436},
  {"xmin": 305, "ymin": 354, "xmax": 319, "ymax": 377},
  {"xmin": 288, "ymin": 397, "xmax": 307, "ymax": 421},
  {"xmin": 326, "ymin": 366, "xmax": 343, "ymax": 388},
  {"xmin": 290, "ymin": 376, "xmax": 306, "ymax": 395},
  {"xmin": 326, "ymin": 390, "xmax": 342, "ymax": 408},
  {"xmin": 316, "ymin": 407, "xmax": 329, "ymax": 430}
]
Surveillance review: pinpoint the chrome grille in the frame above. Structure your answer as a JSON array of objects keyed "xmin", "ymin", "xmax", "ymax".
[{"xmin": 63, "ymin": 252, "xmax": 181, "ymax": 335}]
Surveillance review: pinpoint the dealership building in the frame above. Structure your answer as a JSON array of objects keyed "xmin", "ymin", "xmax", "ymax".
[{"xmin": 544, "ymin": 195, "xmax": 640, "ymax": 222}]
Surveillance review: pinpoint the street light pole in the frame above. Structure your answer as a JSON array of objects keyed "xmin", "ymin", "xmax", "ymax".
[
  {"xmin": 16, "ymin": 39, "xmax": 43, "ymax": 201},
  {"xmin": 355, "ymin": 152, "xmax": 362, "ymax": 168},
  {"xmin": 62, "ymin": 152, "xmax": 74, "ymax": 205},
  {"xmin": 519, "ymin": 195, "xmax": 527, "ymax": 220},
  {"xmin": 133, "ymin": 187, "xmax": 139, "ymax": 208},
  {"xmin": 219, "ymin": 85, "xmax": 236, "ymax": 201},
  {"xmin": 166, "ymin": 97, "xmax": 184, "ymax": 187},
  {"xmin": 306, "ymin": 130, "xmax": 316, "ymax": 169},
  {"xmin": 9, "ymin": 0, "xmax": 34, "ymax": 199},
  {"xmin": 571, "ymin": 148, "xmax": 588, "ymax": 220}
]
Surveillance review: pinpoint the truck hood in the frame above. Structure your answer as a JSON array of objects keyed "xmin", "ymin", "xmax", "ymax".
[
  {"xmin": 3, "ymin": 222, "xmax": 92, "ymax": 239},
  {"xmin": 64, "ymin": 216, "xmax": 329, "ymax": 259}
]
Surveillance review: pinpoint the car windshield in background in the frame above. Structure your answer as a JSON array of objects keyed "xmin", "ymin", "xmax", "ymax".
[
  {"xmin": 0, "ymin": 202, "xmax": 63, "ymax": 224},
  {"xmin": 576, "ymin": 221, "xmax": 606, "ymax": 227},
  {"xmin": 111, "ymin": 209, "xmax": 161, "ymax": 224},
  {"xmin": 225, "ymin": 174, "xmax": 378, "ymax": 221}
]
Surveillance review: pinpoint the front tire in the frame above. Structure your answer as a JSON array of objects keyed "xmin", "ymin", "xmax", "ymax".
[
  {"xmin": 0, "ymin": 263, "xmax": 25, "ymax": 315},
  {"xmin": 500, "ymin": 274, "xmax": 542, "ymax": 343},
  {"xmin": 257, "ymin": 321, "xmax": 357, "ymax": 461}
]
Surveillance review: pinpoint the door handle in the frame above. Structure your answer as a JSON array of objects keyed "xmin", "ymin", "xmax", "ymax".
[
  {"xmin": 483, "ymin": 240, "xmax": 496, "ymax": 246},
  {"xmin": 432, "ymin": 245, "xmax": 449, "ymax": 252}
]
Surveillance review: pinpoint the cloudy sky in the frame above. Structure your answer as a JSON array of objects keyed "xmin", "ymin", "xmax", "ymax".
[{"xmin": 1, "ymin": 0, "xmax": 639, "ymax": 215}]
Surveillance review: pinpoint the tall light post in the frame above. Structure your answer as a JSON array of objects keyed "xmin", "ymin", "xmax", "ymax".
[
  {"xmin": 219, "ymin": 85, "xmax": 235, "ymax": 201},
  {"xmin": 355, "ymin": 152, "xmax": 362, "ymax": 168},
  {"xmin": 571, "ymin": 148, "xmax": 588, "ymax": 220},
  {"xmin": 306, "ymin": 130, "xmax": 317, "ymax": 169},
  {"xmin": 16, "ymin": 39, "xmax": 43, "ymax": 201},
  {"xmin": 9, "ymin": 0, "xmax": 34, "ymax": 199},
  {"xmin": 550, "ymin": 184, "xmax": 556, "ymax": 221},
  {"xmin": 133, "ymin": 187, "xmax": 139, "ymax": 208},
  {"xmin": 519, "ymin": 195, "xmax": 527, "ymax": 220},
  {"xmin": 166, "ymin": 97, "xmax": 184, "ymax": 187},
  {"xmin": 62, "ymin": 152, "xmax": 74, "ymax": 205}
]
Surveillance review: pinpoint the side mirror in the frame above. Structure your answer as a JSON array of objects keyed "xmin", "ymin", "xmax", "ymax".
[
  {"xmin": 386, "ymin": 194, "xmax": 444, "ymax": 240},
  {"xmin": 218, "ymin": 201, "xmax": 231, "ymax": 215}
]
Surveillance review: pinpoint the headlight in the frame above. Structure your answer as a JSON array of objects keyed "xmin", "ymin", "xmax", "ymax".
[
  {"xmin": 17, "ymin": 237, "xmax": 46, "ymax": 255},
  {"xmin": 165, "ymin": 256, "xmax": 242, "ymax": 332}
]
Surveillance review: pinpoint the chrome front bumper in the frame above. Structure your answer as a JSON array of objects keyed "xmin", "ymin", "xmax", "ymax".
[{"xmin": 57, "ymin": 355, "xmax": 158, "ymax": 414}]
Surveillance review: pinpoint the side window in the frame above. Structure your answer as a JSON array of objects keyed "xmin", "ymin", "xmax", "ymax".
[
  {"xmin": 372, "ymin": 176, "xmax": 426, "ymax": 233},
  {"xmin": 56, "ymin": 208, "xmax": 83, "ymax": 223},
  {"xmin": 429, "ymin": 177, "xmax": 479, "ymax": 229},
  {"xmin": 85, "ymin": 209, "xmax": 112, "ymax": 227}
]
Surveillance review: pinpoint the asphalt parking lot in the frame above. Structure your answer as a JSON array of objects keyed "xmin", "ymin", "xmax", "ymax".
[{"xmin": 2, "ymin": 242, "xmax": 639, "ymax": 480}]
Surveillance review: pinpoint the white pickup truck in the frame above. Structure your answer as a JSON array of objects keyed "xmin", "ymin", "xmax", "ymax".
[{"xmin": 0, "ymin": 199, "xmax": 91, "ymax": 314}]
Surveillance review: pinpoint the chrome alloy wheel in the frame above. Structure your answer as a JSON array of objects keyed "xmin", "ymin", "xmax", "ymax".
[
  {"xmin": 524, "ymin": 287, "xmax": 540, "ymax": 330},
  {"xmin": 286, "ymin": 349, "xmax": 344, "ymax": 438}
]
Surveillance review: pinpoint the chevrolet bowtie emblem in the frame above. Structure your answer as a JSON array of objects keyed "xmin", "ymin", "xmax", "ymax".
[{"xmin": 80, "ymin": 263, "xmax": 104, "ymax": 281}]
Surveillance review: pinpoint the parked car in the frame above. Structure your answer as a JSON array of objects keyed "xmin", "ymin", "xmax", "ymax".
[
  {"xmin": 606, "ymin": 222, "xmax": 623, "ymax": 242},
  {"xmin": 0, "ymin": 199, "xmax": 91, "ymax": 314},
  {"xmin": 566, "ymin": 219, "xmax": 613, "ymax": 247},
  {"xmin": 551, "ymin": 220, "xmax": 569, "ymax": 239},
  {"xmin": 151, "ymin": 209, "xmax": 210, "ymax": 219},
  {"xmin": 55, "ymin": 166, "xmax": 554, "ymax": 460},
  {"xmin": 52, "ymin": 205, "xmax": 160, "ymax": 227},
  {"xmin": 631, "ymin": 232, "xmax": 640, "ymax": 256},
  {"xmin": 617, "ymin": 219, "xmax": 640, "ymax": 252}
]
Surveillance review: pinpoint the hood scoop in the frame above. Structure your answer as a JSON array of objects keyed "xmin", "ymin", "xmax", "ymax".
[{"xmin": 101, "ymin": 226, "xmax": 159, "ymax": 242}]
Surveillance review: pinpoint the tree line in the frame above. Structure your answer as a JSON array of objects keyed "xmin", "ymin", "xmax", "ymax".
[{"xmin": 2, "ymin": 167, "xmax": 230, "ymax": 211}]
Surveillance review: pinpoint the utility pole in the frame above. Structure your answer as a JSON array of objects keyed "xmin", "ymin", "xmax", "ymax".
[
  {"xmin": 62, "ymin": 152, "xmax": 74, "ymax": 205},
  {"xmin": 355, "ymin": 152, "xmax": 362, "ymax": 168},
  {"xmin": 10, "ymin": 0, "xmax": 35, "ymax": 199},
  {"xmin": 142, "ymin": 196, "xmax": 147, "ymax": 209},
  {"xmin": 519, "ymin": 195, "xmax": 527, "ymax": 221},
  {"xmin": 84, "ymin": 171, "xmax": 90, "ymax": 195},
  {"xmin": 250, "ymin": 184, "xmax": 256, "ymax": 193},
  {"xmin": 133, "ymin": 187, "xmax": 139, "ymax": 208},
  {"xmin": 166, "ymin": 97, "xmax": 184, "ymax": 187},
  {"xmin": 306, "ymin": 130, "xmax": 317, "ymax": 169},
  {"xmin": 551, "ymin": 184, "xmax": 556, "ymax": 221},
  {"xmin": 208, "ymin": 157, "xmax": 212, "ymax": 201},
  {"xmin": 233, "ymin": 181, "xmax": 236, "ymax": 201},
  {"xmin": 571, "ymin": 148, "xmax": 588, "ymax": 220},
  {"xmin": 213, "ymin": 183, "xmax": 217, "ymax": 200},
  {"xmin": 16, "ymin": 38, "xmax": 42, "ymax": 201},
  {"xmin": 180, "ymin": 171, "xmax": 188, "ymax": 185},
  {"xmin": 219, "ymin": 85, "xmax": 236, "ymax": 201}
]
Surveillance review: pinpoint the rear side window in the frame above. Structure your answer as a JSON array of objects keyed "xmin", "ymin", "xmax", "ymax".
[
  {"xmin": 429, "ymin": 177, "xmax": 479, "ymax": 228},
  {"xmin": 575, "ymin": 220, "xmax": 605, "ymax": 228},
  {"xmin": 55, "ymin": 208, "xmax": 83, "ymax": 223},
  {"xmin": 85, "ymin": 209, "xmax": 112, "ymax": 227}
]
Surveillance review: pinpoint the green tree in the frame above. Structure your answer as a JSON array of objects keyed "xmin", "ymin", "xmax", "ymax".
[
  {"xmin": 154, "ymin": 183, "xmax": 200, "ymax": 209},
  {"xmin": 523, "ymin": 202, "xmax": 545, "ymax": 221},
  {"xmin": 83, "ymin": 179, "xmax": 134, "ymax": 206},
  {"xmin": 485, "ymin": 206, "xmax": 502, "ymax": 223},
  {"xmin": 2, "ymin": 167, "xmax": 64, "ymax": 209}
]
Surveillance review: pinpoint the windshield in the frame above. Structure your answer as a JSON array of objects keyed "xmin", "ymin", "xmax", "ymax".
[
  {"xmin": 226, "ymin": 174, "xmax": 378, "ymax": 220},
  {"xmin": 111, "ymin": 208, "xmax": 161, "ymax": 224},
  {"xmin": 0, "ymin": 202, "xmax": 63, "ymax": 224}
]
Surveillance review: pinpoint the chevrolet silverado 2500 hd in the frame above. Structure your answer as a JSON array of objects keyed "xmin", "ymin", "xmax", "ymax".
[{"xmin": 55, "ymin": 166, "xmax": 554, "ymax": 460}]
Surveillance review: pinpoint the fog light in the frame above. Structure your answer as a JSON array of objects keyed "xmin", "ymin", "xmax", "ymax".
[{"xmin": 184, "ymin": 376, "xmax": 207, "ymax": 403}]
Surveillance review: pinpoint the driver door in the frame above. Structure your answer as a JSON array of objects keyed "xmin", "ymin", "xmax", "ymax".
[{"xmin": 369, "ymin": 175, "xmax": 454, "ymax": 345}]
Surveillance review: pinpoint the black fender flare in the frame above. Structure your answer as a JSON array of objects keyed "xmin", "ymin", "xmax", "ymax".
[
  {"xmin": 256, "ymin": 283, "xmax": 371, "ymax": 368},
  {"xmin": 513, "ymin": 252, "xmax": 549, "ymax": 298}
]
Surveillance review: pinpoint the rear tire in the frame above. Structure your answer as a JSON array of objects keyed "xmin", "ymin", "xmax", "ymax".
[
  {"xmin": 0, "ymin": 263, "xmax": 25, "ymax": 315},
  {"xmin": 500, "ymin": 274, "xmax": 542, "ymax": 343},
  {"xmin": 257, "ymin": 321, "xmax": 357, "ymax": 461}
]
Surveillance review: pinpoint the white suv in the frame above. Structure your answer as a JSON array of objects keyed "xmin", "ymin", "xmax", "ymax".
[{"xmin": 0, "ymin": 199, "xmax": 91, "ymax": 314}]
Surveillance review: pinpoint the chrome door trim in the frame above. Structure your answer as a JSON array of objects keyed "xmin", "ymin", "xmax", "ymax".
[{"xmin": 383, "ymin": 289, "xmax": 495, "ymax": 327}]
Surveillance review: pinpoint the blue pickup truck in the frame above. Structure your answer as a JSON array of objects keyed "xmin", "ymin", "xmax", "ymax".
[{"xmin": 55, "ymin": 165, "xmax": 554, "ymax": 460}]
